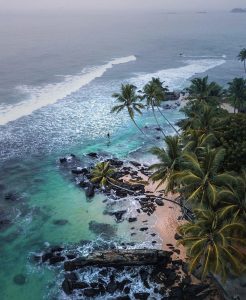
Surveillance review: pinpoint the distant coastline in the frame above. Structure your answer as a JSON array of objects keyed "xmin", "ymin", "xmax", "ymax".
[{"xmin": 231, "ymin": 8, "xmax": 246, "ymax": 13}]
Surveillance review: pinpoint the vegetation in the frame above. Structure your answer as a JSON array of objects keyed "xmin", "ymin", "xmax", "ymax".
[
  {"xmin": 110, "ymin": 64, "xmax": 246, "ymax": 282},
  {"xmin": 238, "ymin": 48, "xmax": 246, "ymax": 74}
]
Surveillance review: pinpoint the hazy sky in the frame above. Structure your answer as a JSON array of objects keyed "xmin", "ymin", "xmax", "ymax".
[{"xmin": 1, "ymin": 0, "xmax": 245, "ymax": 12}]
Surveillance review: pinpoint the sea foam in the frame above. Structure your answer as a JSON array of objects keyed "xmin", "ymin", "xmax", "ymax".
[
  {"xmin": 131, "ymin": 58, "xmax": 225, "ymax": 89},
  {"xmin": 0, "ymin": 55, "xmax": 136, "ymax": 125}
]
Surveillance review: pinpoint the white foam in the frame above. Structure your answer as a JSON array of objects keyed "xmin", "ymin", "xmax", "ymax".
[
  {"xmin": 0, "ymin": 55, "xmax": 136, "ymax": 125},
  {"xmin": 131, "ymin": 58, "xmax": 225, "ymax": 90}
]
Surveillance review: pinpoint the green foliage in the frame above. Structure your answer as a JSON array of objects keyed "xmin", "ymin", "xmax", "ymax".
[
  {"xmin": 238, "ymin": 48, "xmax": 246, "ymax": 73},
  {"xmin": 91, "ymin": 161, "xmax": 116, "ymax": 187},
  {"xmin": 149, "ymin": 135, "xmax": 182, "ymax": 193},
  {"xmin": 178, "ymin": 208, "xmax": 246, "ymax": 280},
  {"xmin": 227, "ymin": 77, "xmax": 246, "ymax": 112},
  {"xmin": 213, "ymin": 113, "xmax": 246, "ymax": 171},
  {"xmin": 111, "ymin": 84, "xmax": 145, "ymax": 134}
]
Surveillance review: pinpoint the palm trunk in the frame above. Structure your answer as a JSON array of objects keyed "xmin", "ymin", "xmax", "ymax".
[
  {"xmin": 244, "ymin": 60, "xmax": 246, "ymax": 74},
  {"xmin": 157, "ymin": 106, "xmax": 180, "ymax": 136},
  {"xmin": 151, "ymin": 105, "xmax": 167, "ymax": 138},
  {"xmin": 107, "ymin": 178, "xmax": 134, "ymax": 194}
]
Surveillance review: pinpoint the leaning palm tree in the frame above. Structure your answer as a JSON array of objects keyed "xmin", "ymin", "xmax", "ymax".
[
  {"xmin": 149, "ymin": 78, "xmax": 180, "ymax": 135},
  {"xmin": 175, "ymin": 147, "xmax": 235, "ymax": 207},
  {"xmin": 91, "ymin": 161, "xmax": 133, "ymax": 193},
  {"xmin": 111, "ymin": 84, "xmax": 145, "ymax": 134},
  {"xmin": 238, "ymin": 48, "xmax": 246, "ymax": 74},
  {"xmin": 142, "ymin": 80, "xmax": 167, "ymax": 137},
  {"xmin": 218, "ymin": 169, "xmax": 246, "ymax": 221},
  {"xmin": 178, "ymin": 208, "xmax": 245, "ymax": 280},
  {"xmin": 149, "ymin": 135, "xmax": 182, "ymax": 193},
  {"xmin": 227, "ymin": 78, "xmax": 246, "ymax": 113}
]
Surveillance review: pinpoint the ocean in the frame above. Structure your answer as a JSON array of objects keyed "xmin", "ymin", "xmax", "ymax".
[{"xmin": 0, "ymin": 10, "xmax": 245, "ymax": 299}]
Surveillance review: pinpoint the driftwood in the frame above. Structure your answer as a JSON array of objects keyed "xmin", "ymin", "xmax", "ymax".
[{"xmin": 64, "ymin": 249, "xmax": 172, "ymax": 271}]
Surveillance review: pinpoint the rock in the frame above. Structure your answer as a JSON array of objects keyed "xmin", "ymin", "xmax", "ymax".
[
  {"xmin": 53, "ymin": 219, "xmax": 68, "ymax": 226},
  {"xmin": 130, "ymin": 161, "xmax": 141, "ymax": 167},
  {"xmin": 71, "ymin": 167, "xmax": 89, "ymax": 175},
  {"xmin": 79, "ymin": 180, "xmax": 89, "ymax": 188},
  {"xmin": 116, "ymin": 297, "xmax": 131, "ymax": 300},
  {"xmin": 4, "ymin": 192, "xmax": 21, "ymax": 202},
  {"xmin": 0, "ymin": 218, "xmax": 11, "ymax": 231},
  {"xmin": 59, "ymin": 157, "xmax": 67, "ymax": 163},
  {"xmin": 155, "ymin": 199, "xmax": 164, "ymax": 206},
  {"xmin": 84, "ymin": 288, "xmax": 101, "ymax": 297},
  {"xmin": 124, "ymin": 286, "xmax": 131, "ymax": 294},
  {"xmin": 140, "ymin": 227, "xmax": 148, "ymax": 231},
  {"xmin": 170, "ymin": 287, "xmax": 183, "ymax": 298},
  {"xmin": 51, "ymin": 246, "xmax": 64, "ymax": 253},
  {"xmin": 86, "ymin": 183, "xmax": 95, "ymax": 198},
  {"xmin": 42, "ymin": 252, "xmax": 53, "ymax": 262},
  {"xmin": 128, "ymin": 217, "xmax": 137, "ymax": 222},
  {"xmin": 88, "ymin": 221, "xmax": 116, "ymax": 238},
  {"xmin": 13, "ymin": 274, "xmax": 27, "ymax": 285},
  {"xmin": 139, "ymin": 269, "xmax": 150, "ymax": 288},
  {"xmin": 62, "ymin": 279, "xmax": 73, "ymax": 295},
  {"xmin": 107, "ymin": 159, "xmax": 124, "ymax": 167},
  {"xmin": 133, "ymin": 292, "xmax": 150, "ymax": 300},
  {"xmin": 87, "ymin": 152, "xmax": 98, "ymax": 158},
  {"xmin": 49, "ymin": 255, "xmax": 65, "ymax": 265},
  {"xmin": 73, "ymin": 282, "xmax": 90, "ymax": 289},
  {"xmin": 174, "ymin": 233, "xmax": 182, "ymax": 240},
  {"xmin": 65, "ymin": 272, "xmax": 79, "ymax": 282},
  {"xmin": 66, "ymin": 253, "xmax": 77, "ymax": 260},
  {"xmin": 109, "ymin": 210, "xmax": 127, "ymax": 223},
  {"xmin": 155, "ymin": 127, "xmax": 161, "ymax": 131},
  {"xmin": 173, "ymin": 249, "xmax": 181, "ymax": 255}
]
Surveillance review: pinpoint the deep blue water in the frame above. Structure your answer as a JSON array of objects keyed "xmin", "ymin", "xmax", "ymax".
[{"xmin": 0, "ymin": 10, "xmax": 245, "ymax": 300}]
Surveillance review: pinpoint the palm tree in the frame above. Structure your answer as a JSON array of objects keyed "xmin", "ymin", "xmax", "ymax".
[
  {"xmin": 148, "ymin": 78, "xmax": 180, "ymax": 135},
  {"xmin": 175, "ymin": 148, "xmax": 235, "ymax": 207},
  {"xmin": 178, "ymin": 208, "xmax": 245, "ymax": 280},
  {"xmin": 91, "ymin": 161, "xmax": 133, "ymax": 193},
  {"xmin": 218, "ymin": 169, "xmax": 246, "ymax": 221},
  {"xmin": 227, "ymin": 78, "xmax": 246, "ymax": 113},
  {"xmin": 183, "ymin": 131, "xmax": 216, "ymax": 155},
  {"xmin": 142, "ymin": 79, "xmax": 167, "ymax": 137},
  {"xmin": 238, "ymin": 48, "xmax": 246, "ymax": 74},
  {"xmin": 149, "ymin": 135, "xmax": 182, "ymax": 193},
  {"xmin": 111, "ymin": 84, "xmax": 145, "ymax": 134},
  {"xmin": 187, "ymin": 76, "xmax": 222, "ymax": 106},
  {"xmin": 182, "ymin": 103, "xmax": 219, "ymax": 134}
]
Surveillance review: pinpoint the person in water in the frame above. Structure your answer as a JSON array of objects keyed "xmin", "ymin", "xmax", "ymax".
[{"xmin": 107, "ymin": 132, "xmax": 111, "ymax": 146}]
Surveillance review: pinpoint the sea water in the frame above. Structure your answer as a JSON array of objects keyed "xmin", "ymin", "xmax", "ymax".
[{"xmin": 0, "ymin": 10, "xmax": 245, "ymax": 299}]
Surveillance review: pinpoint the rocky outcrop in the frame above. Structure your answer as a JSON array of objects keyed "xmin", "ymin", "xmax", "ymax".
[{"xmin": 64, "ymin": 249, "xmax": 172, "ymax": 271}]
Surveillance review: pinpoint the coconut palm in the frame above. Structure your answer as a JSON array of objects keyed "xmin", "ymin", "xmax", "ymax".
[
  {"xmin": 148, "ymin": 78, "xmax": 180, "ymax": 135},
  {"xmin": 238, "ymin": 48, "xmax": 246, "ymax": 74},
  {"xmin": 142, "ymin": 79, "xmax": 167, "ymax": 137},
  {"xmin": 175, "ymin": 148, "xmax": 235, "ymax": 207},
  {"xmin": 91, "ymin": 161, "xmax": 133, "ymax": 193},
  {"xmin": 178, "ymin": 208, "xmax": 245, "ymax": 280},
  {"xmin": 182, "ymin": 103, "xmax": 219, "ymax": 134},
  {"xmin": 218, "ymin": 169, "xmax": 246, "ymax": 221},
  {"xmin": 227, "ymin": 78, "xmax": 246, "ymax": 113},
  {"xmin": 149, "ymin": 135, "xmax": 182, "ymax": 193},
  {"xmin": 111, "ymin": 84, "xmax": 145, "ymax": 134},
  {"xmin": 183, "ymin": 131, "xmax": 216, "ymax": 155},
  {"xmin": 187, "ymin": 76, "xmax": 223, "ymax": 106}
]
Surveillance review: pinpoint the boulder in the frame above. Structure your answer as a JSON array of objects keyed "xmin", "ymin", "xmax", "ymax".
[
  {"xmin": 174, "ymin": 233, "xmax": 182, "ymax": 240},
  {"xmin": 86, "ymin": 184, "xmax": 95, "ymax": 198},
  {"xmin": 71, "ymin": 167, "xmax": 89, "ymax": 175},
  {"xmin": 87, "ymin": 152, "xmax": 98, "ymax": 158},
  {"xmin": 134, "ymin": 292, "xmax": 150, "ymax": 300},
  {"xmin": 83, "ymin": 288, "xmax": 101, "ymax": 297},
  {"xmin": 49, "ymin": 256, "xmax": 66, "ymax": 265},
  {"xmin": 155, "ymin": 199, "xmax": 164, "ymax": 206},
  {"xmin": 59, "ymin": 157, "xmax": 67, "ymax": 164},
  {"xmin": 128, "ymin": 217, "xmax": 137, "ymax": 223},
  {"xmin": 62, "ymin": 279, "xmax": 73, "ymax": 295}
]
